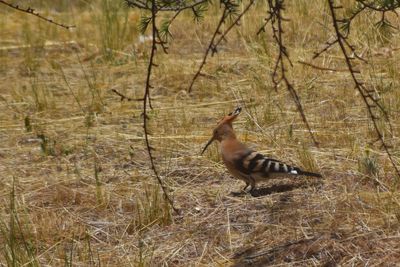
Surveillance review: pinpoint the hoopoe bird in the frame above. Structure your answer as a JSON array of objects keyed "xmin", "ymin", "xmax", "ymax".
[{"xmin": 201, "ymin": 107, "xmax": 322, "ymax": 193}]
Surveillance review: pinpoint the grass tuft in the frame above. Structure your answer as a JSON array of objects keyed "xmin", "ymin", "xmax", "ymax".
[
  {"xmin": 359, "ymin": 148, "xmax": 379, "ymax": 178},
  {"xmin": 0, "ymin": 178, "xmax": 39, "ymax": 267}
]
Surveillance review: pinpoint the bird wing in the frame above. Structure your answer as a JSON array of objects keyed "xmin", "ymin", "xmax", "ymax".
[{"xmin": 233, "ymin": 150, "xmax": 302, "ymax": 178}]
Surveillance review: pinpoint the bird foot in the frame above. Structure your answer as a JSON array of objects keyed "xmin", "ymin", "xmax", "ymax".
[{"xmin": 229, "ymin": 187, "xmax": 256, "ymax": 197}]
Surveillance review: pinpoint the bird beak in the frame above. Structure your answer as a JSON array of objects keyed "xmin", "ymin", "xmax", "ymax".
[{"xmin": 201, "ymin": 137, "xmax": 215, "ymax": 155}]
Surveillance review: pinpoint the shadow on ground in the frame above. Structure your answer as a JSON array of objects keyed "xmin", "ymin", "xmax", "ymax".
[{"xmin": 230, "ymin": 181, "xmax": 322, "ymax": 197}]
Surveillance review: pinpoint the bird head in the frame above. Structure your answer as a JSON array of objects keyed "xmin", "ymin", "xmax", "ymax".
[{"xmin": 201, "ymin": 107, "xmax": 241, "ymax": 155}]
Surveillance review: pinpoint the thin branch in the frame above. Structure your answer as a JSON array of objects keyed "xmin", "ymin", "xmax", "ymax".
[
  {"xmin": 187, "ymin": 5, "xmax": 229, "ymax": 92},
  {"xmin": 111, "ymin": 89, "xmax": 143, "ymax": 102},
  {"xmin": 188, "ymin": 0, "xmax": 255, "ymax": 92},
  {"xmin": 313, "ymin": 38, "xmax": 338, "ymax": 59},
  {"xmin": 125, "ymin": 0, "xmax": 208, "ymax": 12},
  {"xmin": 267, "ymin": 0, "xmax": 319, "ymax": 146},
  {"xmin": 342, "ymin": 5, "xmax": 366, "ymax": 37},
  {"xmin": 326, "ymin": 0, "xmax": 400, "ymax": 179},
  {"xmin": 212, "ymin": 0, "xmax": 256, "ymax": 54},
  {"xmin": 256, "ymin": 16, "xmax": 273, "ymax": 35},
  {"xmin": 125, "ymin": 0, "xmax": 213, "ymax": 215},
  {"xmin": 142, "ymin": 0, "xmax": 179, "ymax": 214},
  {"xmin": 0, "ymin": 0, "xmax": 75, "ymax": 29}
]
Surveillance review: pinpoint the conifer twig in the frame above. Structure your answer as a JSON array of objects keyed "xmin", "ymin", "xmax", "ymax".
[{"xmin": 0, "ymin": 0, "xmax": 75, "ymax": 29}]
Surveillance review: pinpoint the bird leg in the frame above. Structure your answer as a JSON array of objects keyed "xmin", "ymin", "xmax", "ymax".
[
  {"xmin": 243, "ymin": 181, "xmax": 250, "ymax": 191},
  {"xmin": 248, "ymin": 176, "xmax": 256, "ymax": 193},
  {"xmin": 232, "ymin": 178, "xmax": 256, "ymax": 197}
]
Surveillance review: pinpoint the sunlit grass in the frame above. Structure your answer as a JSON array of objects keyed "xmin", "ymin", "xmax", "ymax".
[{"xmin": 0, "ymin": 0, "xmax": 400, "ymax": 265}]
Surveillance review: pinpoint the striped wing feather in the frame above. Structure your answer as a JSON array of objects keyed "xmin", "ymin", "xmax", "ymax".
[{"xmin": 234, "ymin": 151, "xmax": 321, "ymax": 178}]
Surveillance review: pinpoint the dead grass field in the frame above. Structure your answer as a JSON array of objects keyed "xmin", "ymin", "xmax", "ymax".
[{"xmin": 1, "ymin": 0, "xmax": 400, "ymax": 266}]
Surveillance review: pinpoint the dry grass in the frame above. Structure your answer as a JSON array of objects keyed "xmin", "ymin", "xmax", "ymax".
[{"xmin": 1, "ymin": 0, "xmax": 400, "ymax": 266}]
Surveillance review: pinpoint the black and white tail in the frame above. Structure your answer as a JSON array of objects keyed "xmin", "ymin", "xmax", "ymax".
[
  {"xmin": 235, "ymin": 151, "xmax": 322, "ymax": 178},
  {"xmin": 289, "ymin": 167, "xmax": 322, "ymax": 178}
]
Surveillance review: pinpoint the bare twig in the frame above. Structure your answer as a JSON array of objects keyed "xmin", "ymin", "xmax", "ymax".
[
  {"xmin": 0, "ymin": 0, "xmax": 75, "ymax": 29},
  {"xmin": 257, "ymin": 6, "xmax": 274, "ymax": 35},
  {"xmin": 124, "ymin": 0, "xmax": 213, "ymax": 213},
  {"xmin": 187, "ymin": 5, "xmax": 229, "ymax": 93},
  {"xmin": 111, "ymin": 89, "xmax": 143, "ymax": 102},
  {"xmin": 213, "ymin": 0, "xmax": 256, "ymax": 54},
  {"xmin": 266, "ymin": 0, "xmax": 319, "ymax": 146},
  {"xmin": 326, "ymin": 0, "xmax": 400, "ymax": 178},
  {"xmin": 313, "ymin": 39, "xmax": 338, "ymax": 59},
  {"xmin": 141, "ymin": 0, "xmax": 179, "ymax": 214},
  {"xmin": 188, "ymin": 0, "xmax": 254, "ymax": 92},
  {"xmin": 256, "ymin": 16, "xmax": 273, "ymax": 35}
]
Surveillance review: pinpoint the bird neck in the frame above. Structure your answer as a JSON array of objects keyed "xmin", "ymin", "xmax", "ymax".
[{"xmin": 221, "ymin": 130, "xmax": 237, "ymax": 141}]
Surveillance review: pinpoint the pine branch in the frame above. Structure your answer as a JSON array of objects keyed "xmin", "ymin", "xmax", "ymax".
[
  {"xmin": 356, "ymin": 0, "xmax": 400, "ymax": 12},
  {"xmin": 125, "ymin": 0, "xmax": 208, "ymax": 12}
]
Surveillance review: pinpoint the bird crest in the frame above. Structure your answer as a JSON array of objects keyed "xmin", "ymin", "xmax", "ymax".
[{"xmin": 202, "ymin": 107, "xmax": 242, "ymax": 155}]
